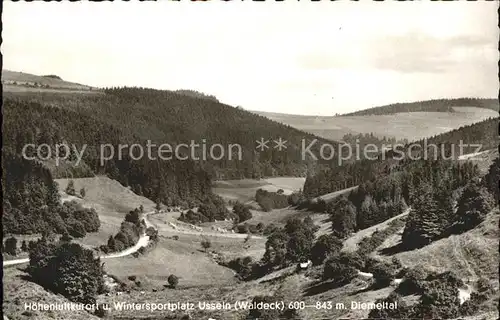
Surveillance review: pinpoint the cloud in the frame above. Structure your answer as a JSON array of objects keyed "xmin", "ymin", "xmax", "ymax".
[{"xmin": 296, "ymin": 33, "xmax": 496, "ymax": 74}]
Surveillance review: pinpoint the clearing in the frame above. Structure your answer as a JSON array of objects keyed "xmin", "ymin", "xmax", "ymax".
[{"xmin": 213, "ymin": 177, "xmax": 305, "ymax": 204}]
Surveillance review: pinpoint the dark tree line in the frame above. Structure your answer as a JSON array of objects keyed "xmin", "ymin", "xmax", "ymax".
[
  {"xmin": 3, "ymin": 98, "xmax": 215, "ymax": 216},
  {"xmin": 255, "ymin": 189, "xmax": 291, "ymax": 211},
  {"xmin": 402, "ymin": 161, "xmax": 494, "ymax": 249},
  {"xmin": 342, "ymin": 132, "xmax": 408, "ymax": 151},
  {"xmin": 303, "ymin": 117, "xmax": 498, "ymax": 200},
  {"xmin": 4, "ymin": 88, "xmax": 338, "ymax": 180}
]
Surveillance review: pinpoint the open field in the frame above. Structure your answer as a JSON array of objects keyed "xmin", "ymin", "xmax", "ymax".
[
  {"xmin": 102, "ymin": 236, "xmax": 239, "ymax": 289},
  {"xmin": 55, "ymin": 177, "xmax": 156, "ymax": 247},
  {"xmin": 2, "ymin": 70, "xmax": 99, "ymax": 91},
  {"xmin": 213, "ymin": 177, "xmax": 305, "ymax": 204},
  {"xmin": 254, "ymin": 107, "xmax": 498, "ymax": 141}
]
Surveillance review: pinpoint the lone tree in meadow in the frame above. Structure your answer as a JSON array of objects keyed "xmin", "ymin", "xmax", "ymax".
[
  {"xmin": 201, "ymin": 239, "xmax": 211, "ymax": 252},
  {"xmin": 66, "ymin": 180, "xmax": 76, "ymax": 196},
  {"xmin": 80, "ymin": 187, "xmax": 86, "ymax": 198},
  {"xmin": 168, "ymin": 274, "xmax": 179, "ymax": 288}
]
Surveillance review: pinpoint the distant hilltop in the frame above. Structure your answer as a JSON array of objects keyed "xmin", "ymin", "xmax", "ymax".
[
  {"xmin": 341, "ymin": 98, "xmax": 499, "ymax": 116},
  {"xmin": 2, "ymin": 69, "xmax": 98, "ymax": 91}
]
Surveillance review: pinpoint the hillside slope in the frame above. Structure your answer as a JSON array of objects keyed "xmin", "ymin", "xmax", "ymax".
[
  {"xmin": 254, "ymin": 101, "xmax": 498, "ymax": 141},
  {"xmin": 342, "ymin": 98, "xmax": 499, "ymax": 116},
  {"xmin": 375, "ymin": 209, "xmax": 499, "ymax": 281},
  {"xmin": 4, "ymin": 85, "xmax": 337, "ymax": 180}
]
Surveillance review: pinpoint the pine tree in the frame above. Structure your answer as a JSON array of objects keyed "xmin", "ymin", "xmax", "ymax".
[
  {"xmin": 107, "ymin": 235, "xmax": 116, "ymax": 251},
  {"xmin": 483, "ymin": 158, "xmax": 499, "ymax": 202},
  {"xmin": 329, "ymin": 196, "xmax": 357, "ymax": 238},
  {"xmin": 402, "ymin": 183, "xmax": 443, "ymax": 249},
  {"xmin": 454, "ymin": 182, "xmax": 494, "ymax": 232}
]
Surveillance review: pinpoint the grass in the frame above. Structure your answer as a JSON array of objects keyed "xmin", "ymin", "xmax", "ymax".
[
  {"xmin": 375, "ymin": 209, "xmax": 499, "ymax": 281},
  {"xmin": 54, "ymin": 176, "xmax": 156, "ymax": 247},
  {"xmin": 342, "ymin": 209, "xmax": 410, "ymax": 252},
  {"xmin": 213, "ymin": 177, "xmax": 305, "ymax": 204},
  {"xmin": 254, "ymin": 107, "xmax": 498, "ymax": 141},
  {"xmin": 102, "ymin": 236, "xmax": 238, "ymax": 288}
]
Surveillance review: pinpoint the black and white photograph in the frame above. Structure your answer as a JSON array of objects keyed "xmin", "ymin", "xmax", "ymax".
[{"xmin": 2, "ymin": 1, "xmax": 499, "ymax": 319}]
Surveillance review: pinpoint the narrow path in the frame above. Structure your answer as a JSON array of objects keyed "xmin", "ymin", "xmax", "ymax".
[{"xmin": 452, "ymin": 236, "xmax": 478, "ymax": 281}]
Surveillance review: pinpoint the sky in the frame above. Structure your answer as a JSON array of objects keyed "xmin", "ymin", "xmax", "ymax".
[{"xmin": 2, "ymin": 1, "xmax": 498, "ymax": 115}]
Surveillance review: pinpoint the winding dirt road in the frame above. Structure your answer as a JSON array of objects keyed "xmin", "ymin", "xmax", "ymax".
[{"xmin": 3, "ymin": 212, "xmax": 156, "ymax": 267}]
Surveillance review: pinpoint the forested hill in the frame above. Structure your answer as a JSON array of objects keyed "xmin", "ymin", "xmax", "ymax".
[
  {"xmin": 3, "ymin": 99, "xmax": 213, "ymax": 211},
  {"xmin": 303, "ymin": 116, "xmax": 499, "ymax": 199},
  {"xmin": 4, "ymin": 87, "xmax": 337, "ymax": 179},
  {"xmin": 342, "ymin": 98, "xmax": 499, "ymax": 116}
]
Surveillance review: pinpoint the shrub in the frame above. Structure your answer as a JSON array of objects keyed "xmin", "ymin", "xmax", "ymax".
[
  {"xmin": 66, "ymin": 180, "xmax": 76, "ymax": 196},
  {"xmin": 323, "ymin": 253, "xmax": 358, "ymax": 284},
  {"xmin": 128, "ymin": 275, "xmax": 137, "ymax": 281},
  {"xmin": 21, "ymin": 240, "xmax": 29, "ymax": 252},
  {"xmin": 95, "ymin": 304, "xmax": 109, "ymax": 318},
  {"xmin": 227, "ymin": 256, "xmax": 254, "ymax": 280},
  {"xmin": 5, "ymin": 236, "xmax": 18, "ymax": 256},
  {"xmin": 232, "ymin": 202, "xmax": 252, "ymax": 223},
  {"xmin": 453, "ymin": 183, "xmax": 495, "ymax": 233},
  {"xmin": 201, "ymin": 239, "xmax": 211, "ymax": 252},
  {"xmin": 397, "ymin": 266, "xmax": 428, "ymax": 295},
  {"xmin": 368, "ymin": 293, "xmax": 410, "ymax": 319},
  {"xmin": 61, "ymin": 231, "xmax": 73, "ymax": 242},
  {"xmin": 371, "ymin": 262, "xmax": 396, "ymax": 287},
  {"xmin": 263, "ymin": 223, "xmax": 279, "ymax": 236},
  {"xmin": 310, "ymin": 234, "xmax": 342, "ymax": 266},
  {"xmin": 168, "ymin": 274, "xmax": 179, "ymax": 288},
  {"xmin": 28, "ymin": 240, "xmax": 104, "ymax": 304},
  {"xmin": 236, "ymin": 224, "xmax": 250, "ymax": 234},
  {"xmin": 137, "ymin": 246, "xmax": 146, "ymax": 255}
]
